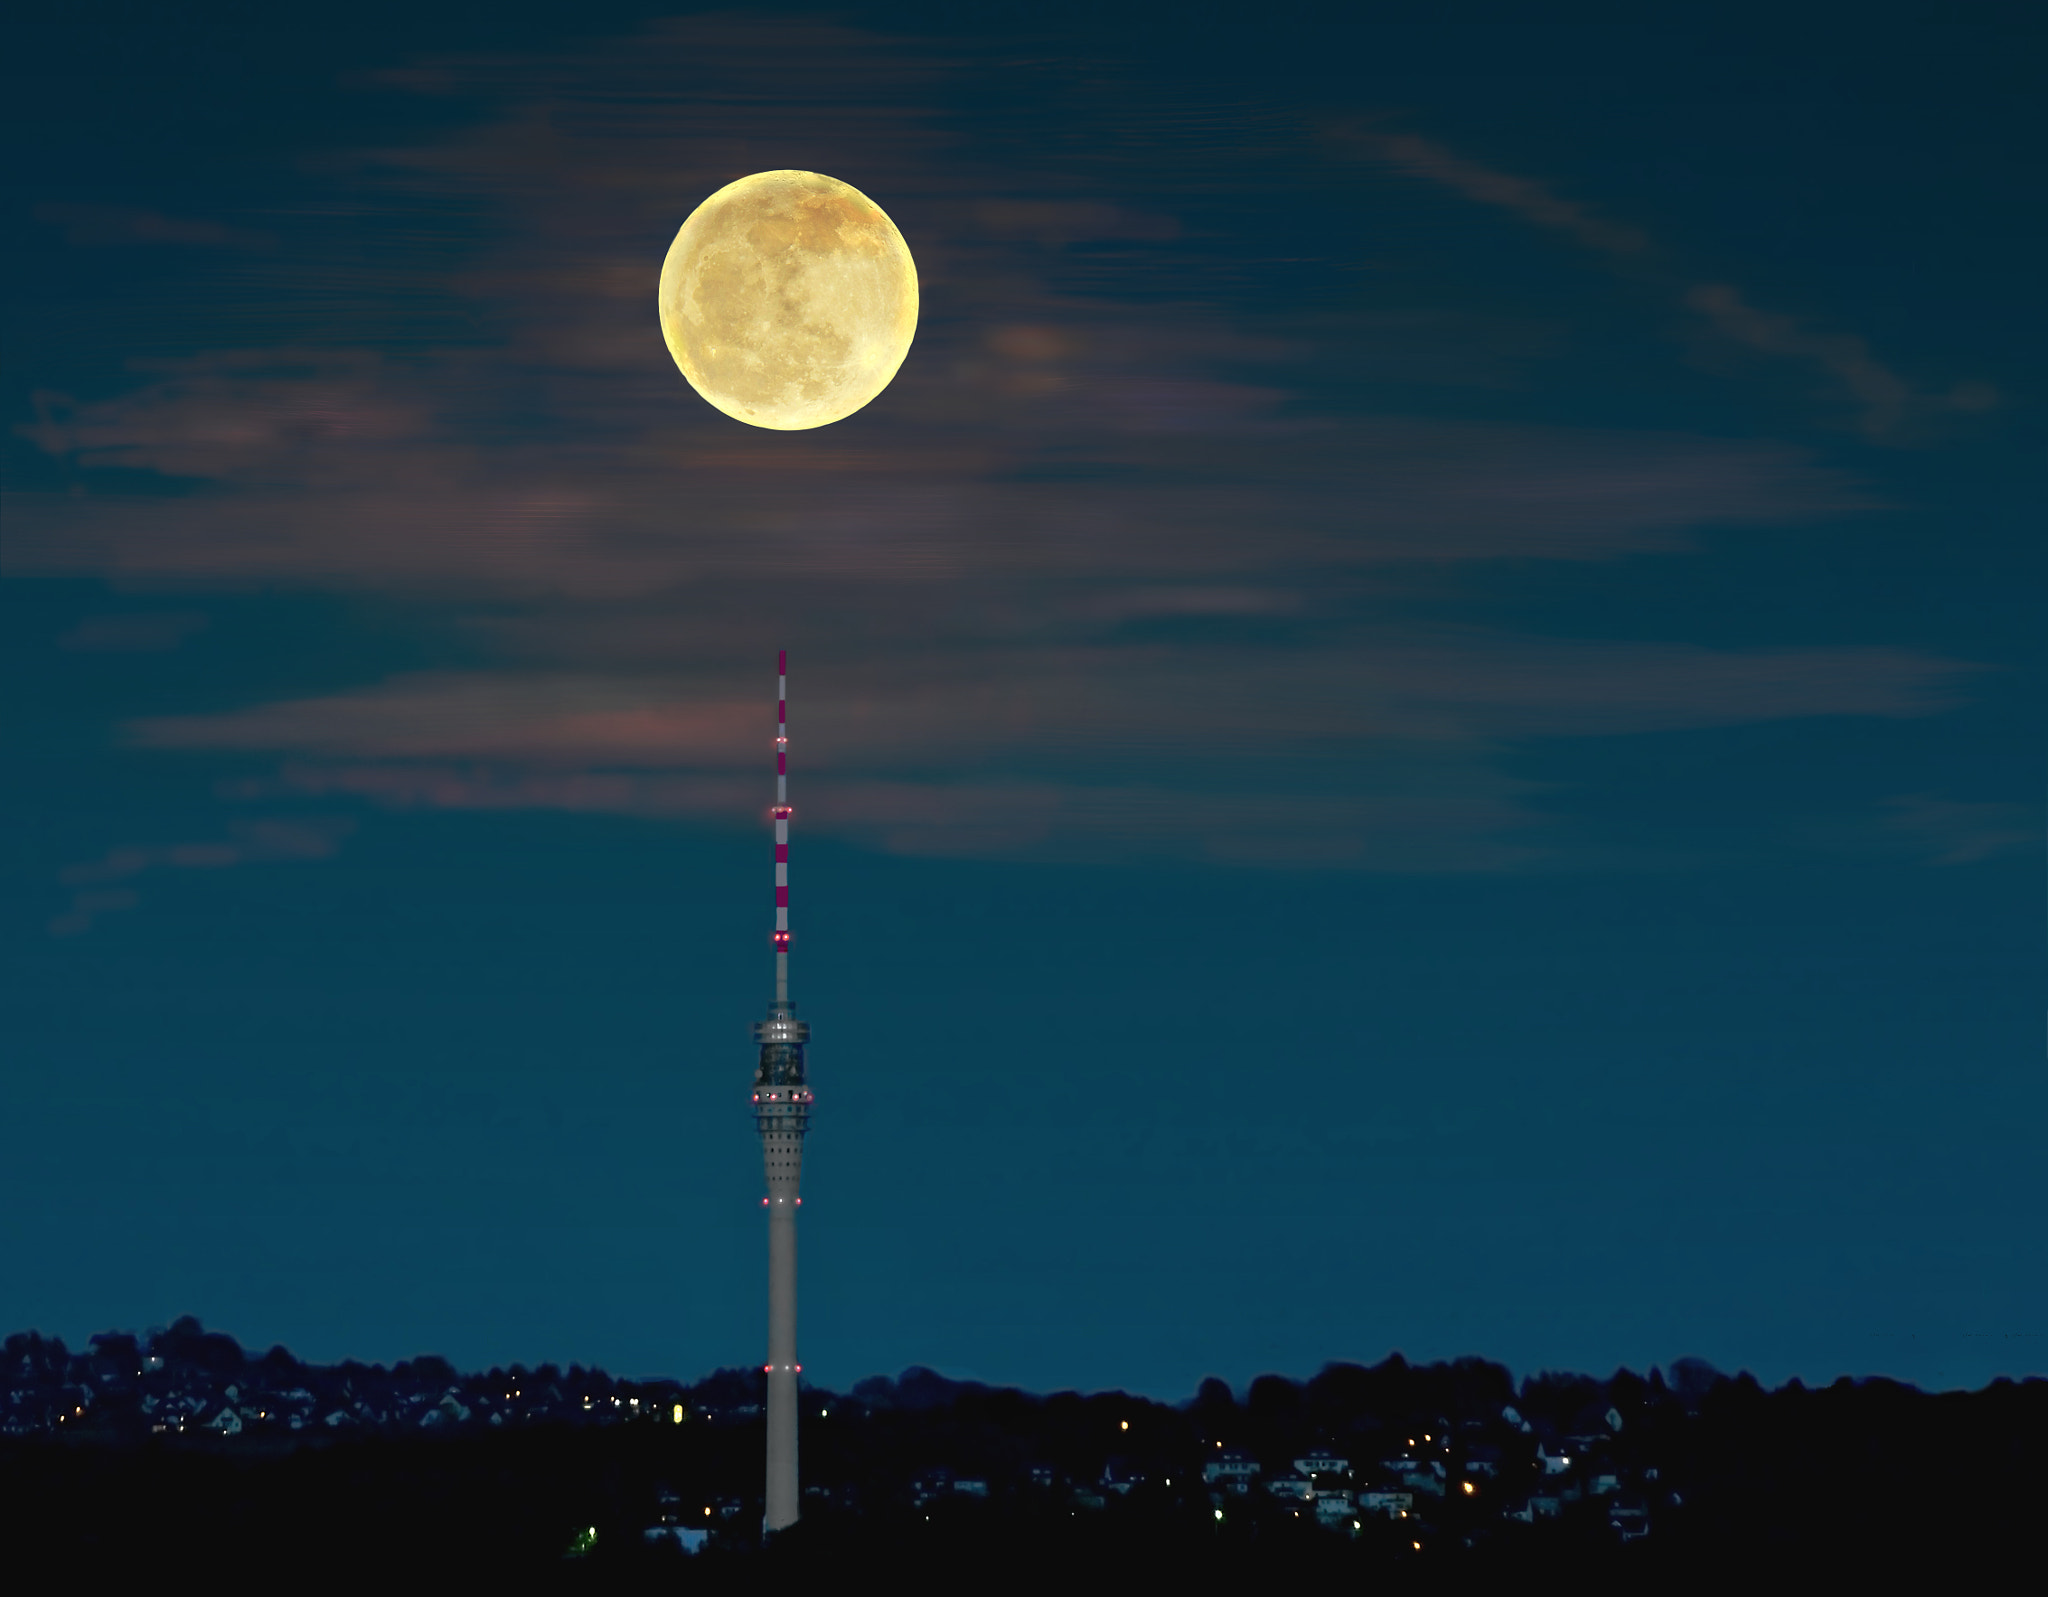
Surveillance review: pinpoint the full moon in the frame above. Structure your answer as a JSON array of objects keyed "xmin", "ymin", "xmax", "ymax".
[{"xmin": 658, "ymin": 170, "xmax": 919, "ymax": 430}]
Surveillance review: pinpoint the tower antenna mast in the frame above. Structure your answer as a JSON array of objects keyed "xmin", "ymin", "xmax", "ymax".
[{"xmin": 752, "ymin": 649, "xmax": 811, "ymax": 1533}]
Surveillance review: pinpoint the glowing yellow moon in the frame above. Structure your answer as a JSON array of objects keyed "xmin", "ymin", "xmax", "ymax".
[{"xmin": 658, "ymin": 170, "xmax": 919, "ymax": 430}]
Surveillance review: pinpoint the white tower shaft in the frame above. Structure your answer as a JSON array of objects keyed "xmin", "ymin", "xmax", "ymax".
[{"xmin": 753, "ymin": 649, "xmax": 810, "ymax": 1534}]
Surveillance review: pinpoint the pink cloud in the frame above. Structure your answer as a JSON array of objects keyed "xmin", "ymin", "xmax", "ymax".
[
  {"xmin": 119, "ymin": 633, "xmax": 1975, "ymax": 871},
  {"xmin": 259, "ymin": 762, "xmax": 1542, "ymax": 873},
  {"xmin": 133, "ymin": 675, "xmax": 761, "ymax": 766},
  {"xmin": 7, "ymin": 17, "xmax": 1999, "ymax": 878}
]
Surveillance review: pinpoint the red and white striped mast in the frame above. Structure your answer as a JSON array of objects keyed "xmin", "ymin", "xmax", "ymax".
[
  {"xmin": 752, "ymin": 648, "xmax": 810, "ymax": 1533},
  {"xmin": 773, "ymin": 650, "xmax": 791, "ymax": 999}
]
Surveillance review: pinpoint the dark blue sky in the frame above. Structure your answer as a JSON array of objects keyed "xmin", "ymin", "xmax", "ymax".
[{"xmin": 5, "ymin": 3, "xmax": 2041, "ymax": 1395}]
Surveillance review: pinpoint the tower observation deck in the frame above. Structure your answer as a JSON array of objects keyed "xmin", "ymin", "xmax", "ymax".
[{"xmin": 752, "ymin": 650, "xmax": 811, "ymax": 1533}]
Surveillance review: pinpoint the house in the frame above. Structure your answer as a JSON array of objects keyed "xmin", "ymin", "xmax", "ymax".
[
  {"xmin": 1265, "ymin": 1475, "xmax": 1314, "ymax": 1502},
  {"xmin": 1313, "ymin": 1495, "xmax": 1357, "ymax": 1529},
  {"xmin": 1610, "ymin": 1503, "xmax": 1650, "ymax": 1541},
  {"xmin": 644, "ymin": 1526, "xmax": 709, "ymax": 1553},
  {"xmin": 1203, "ymin": 1452, "xmax": 1260, "ymax": 1491},
  {"xmin": 954, "ymin": 1478, "xmax": 989, "ymax": 1497},
  {"xmin": 1391, "ymin": 1458, "xmax": 1447, "ymax": 1495},
  {"xmin": 420, "ymin": 1394, "xmax": 471, "ymax": 1427},
  {"xmin": 1294, "ymin": 1452, "xmax": 1350, "ymax": 1478},
  {"xmin": 1357, "ymin": 1489, "xmax": 1413, "ymax": 1518}
]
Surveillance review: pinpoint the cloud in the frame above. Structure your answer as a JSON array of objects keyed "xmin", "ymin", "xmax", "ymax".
[
  {"xmin": 127, "ymin": 635, "xmax": 1974, "ymax": 868},
  {"xmin": 973, "ymin": 201, "xmax": 1183, "ymax": 245},
  {"xmin": 33, "ymin": 203, "xmax": 274, "ymax": 251},
  {"xmin": 1685, "ymin": 284, "xmax": 1998, "ymax": 438},
  {"xmin": 132, "ymin": 640, "xmax": 1974, "ymax": 768},
  {"xmin": 134, "ymin": 675, "xmax": 761, "ymax": 766},
  {"xmin": 49, "ymin": 818, "xmax": 356, "ymax": 937},
  {"xmin": 21, "ymin": 351, "xmax": 433, "ymax": 483},
  {"xmin": 3, "ymin": 16, "xmax": 1991, "ymax": 878},
  {"xmin": 1337, "ymin": 127, "xmax": 1997, "ymax": 440},
  {"xmin": 59, "ymin": 612, "xmax": 209, "ymax": 653},
  {"xmin": 6, "ymin": 402, "xmax": 1861, "ymax": 597},
  {"xmin": 47, "ymin": 889, "xmax": 139, "ymax": 940},
  {"xmin": 251, "ymin": 762, "xmax": 1543, "ymax": 873},
  {"xmin": 1874, "ymin": 794, "xmax": 2040, "ymax": 866},
  {"xmin": 1350, "ymin": 131, "xmax": 1651, "ymax": 257}
]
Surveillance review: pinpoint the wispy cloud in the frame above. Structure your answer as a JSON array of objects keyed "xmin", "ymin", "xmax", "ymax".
[
  {"xmin": 1336, "ymin": 127, "xmax": 1998, "ymax": 440},
  {"xmin": 5, "ymin": 16, "xmax": 1993, "ymax": 878},
  {"xmin": 33, "ymin": 203, "xmax": 275, "ymax": 251},
  {"xmin": 131, "ymin": 637, "xmax": 1975, "ymax": 867},
  {"xmin": 59, "ymin": 611, "xmax": 209, "ymax": 653},
  {"xmin": 1684, "ymin": 283, "xmax": 1999, "ymax": 438},
  {"xmin": 1874, "ymin": 794, "xmax": 2040, "ymax": 866},
  {"xmin": 49, "ymin": 818, "xmax": 356, "ymax": 936},
  {"xmin": 1357, "ymin": 131, "xmax": 1652, "ymax": 258}
]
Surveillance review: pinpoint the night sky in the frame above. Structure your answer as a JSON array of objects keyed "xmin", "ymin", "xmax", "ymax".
[{"xmin": 5, "ymin": 4, "xmax": 2041, "ymax": 1397}]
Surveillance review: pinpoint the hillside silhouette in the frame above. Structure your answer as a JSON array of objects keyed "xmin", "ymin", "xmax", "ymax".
[{"xmin": 7, "ymin": 1321, "xmax": 2040, "ymax": 1584}]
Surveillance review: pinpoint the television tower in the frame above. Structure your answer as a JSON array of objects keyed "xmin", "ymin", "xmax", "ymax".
[{"xmin": 752, "ymin": 648, "xmax": 811, "ymax": 1533}]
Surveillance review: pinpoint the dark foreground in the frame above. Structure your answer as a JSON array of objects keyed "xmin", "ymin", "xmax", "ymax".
[{"xmin": 11, "ymin": 1364, "xmax": 2043, "ymax": 1590}]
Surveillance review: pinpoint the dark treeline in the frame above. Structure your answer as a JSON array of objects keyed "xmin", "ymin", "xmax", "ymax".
[{"xmin": 5, "ymin": 1322, "xmax": 2041, "ymax": 1586}]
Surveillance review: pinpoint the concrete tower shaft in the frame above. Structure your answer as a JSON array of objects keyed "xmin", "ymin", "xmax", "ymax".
[{"xmin": 754, "ymin": 650, "xmax": 808, "ymax": 1535}]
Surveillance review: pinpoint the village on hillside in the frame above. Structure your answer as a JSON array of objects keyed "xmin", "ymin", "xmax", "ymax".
[{"xmin": 6, "ymin": 1319, "xmax": 2040, "ymax": 1567}]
